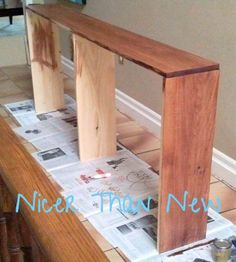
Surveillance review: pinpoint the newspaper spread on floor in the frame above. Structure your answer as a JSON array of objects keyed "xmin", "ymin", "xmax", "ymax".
[{"xmin": 4, "ymin": 97, "xmax": 236, "ymax": 262}]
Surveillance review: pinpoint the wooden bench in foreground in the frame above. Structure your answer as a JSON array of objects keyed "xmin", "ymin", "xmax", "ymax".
[{"xmin": 0, "ymin": 117, "xmax": 108, "ymax": 261}]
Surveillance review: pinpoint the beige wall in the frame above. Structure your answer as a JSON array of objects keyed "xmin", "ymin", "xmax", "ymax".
[{"xmin": 60, "ymin": 0, "xmax": 236, "ymax": 159}]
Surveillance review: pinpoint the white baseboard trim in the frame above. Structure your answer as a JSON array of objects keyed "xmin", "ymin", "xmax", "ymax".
[
  {"xmin": 115, "ymin": 89, "xmax": 162, "ymax": 137},
  {"xmin": 212, "ymin": 149, "xmax": 236, "ymax": 188},
  {"xmin": 61, "ymin": 55, "xmax": 236, "ymax": 188}
]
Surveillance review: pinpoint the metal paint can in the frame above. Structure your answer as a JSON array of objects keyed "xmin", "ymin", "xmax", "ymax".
[{"xmin": 212, "ymin": 239, "xmax": 232, "ymax": 262}]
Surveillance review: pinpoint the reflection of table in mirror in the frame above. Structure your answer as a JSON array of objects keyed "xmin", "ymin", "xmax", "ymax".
[{"xmin": 0, "ymin": 0, "xmax": 23, "ymax": 24}]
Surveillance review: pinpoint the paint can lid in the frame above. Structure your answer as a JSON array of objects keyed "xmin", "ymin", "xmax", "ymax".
[{"xmin": 213, "ymin": 239, "xmax": 232, "ymax": 249}]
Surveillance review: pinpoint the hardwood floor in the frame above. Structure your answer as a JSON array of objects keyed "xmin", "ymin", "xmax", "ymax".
[{"xmin": 0, "ymin": 64, "xmax": 235, "ymax": 261}]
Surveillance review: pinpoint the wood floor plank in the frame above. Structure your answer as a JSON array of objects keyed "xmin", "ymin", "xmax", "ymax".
[
  {"xmin": 210, "ymin": 182, "xmax": 236, "ymax": 213},
  {"xmin": 116, "ymin": 111, "xmax": 131, "ymax": 124},
  {"xmin": 14, "ymin": 78, "xmax": 33, "ymax": 91},
  {"xmin": 119, "ymin": 133, "xmax": 160, "ymax": 154},
  {"xmin": 1, "ymin": 65, "xmax": 31, "ymax": 81},
  {"xmin": 0, "ymin": 79, "xmax": 23, "ymax": 97},
  {"xmin": 221, "ymin": 209, "xmax": 236, "ymax": 224},
  {"xmin": 137, "ymin": 149, "xmax": 160, "ymax": 172},
  {"xmin": 117, "ymin": 121, "xmax": 145, "ymax": 139},
  {"xmin": 0, "ymin": 93, "xmax": 29, "ymax": 105},
  {"xmin": 64, "ymin": 78, "xmax": 76, "ymax": 99},
  {"xmin": 64, "ymin": 78, "xmax": 75, "ymax": 91}
]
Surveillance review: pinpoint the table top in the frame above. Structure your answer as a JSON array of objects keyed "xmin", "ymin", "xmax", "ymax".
[{"xmin": 27, "ymin": 4, "xmax": 219, "ymax": 78}]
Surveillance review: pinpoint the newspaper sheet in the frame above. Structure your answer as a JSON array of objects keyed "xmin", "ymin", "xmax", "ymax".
[
  {"xmin": 5, "ymin": 94, "xmax": 75, "ymax": 117},
  {"xmin": 14, "ymin": 112, "xmax": 40, "ymax": 126},
  {"xmin": 207, "ymin": 208, "xmax": 233, "ymax": 235},
  {"xmin": 60, "ymin": 164, "xmax": 158, "ymax": 218},
  {"xmin": 32, "ymin": 129, "xmax": 78, "ymax": 151},
  {"xmin": 32, "ymin": 142, "xmax": 80, "ymax": 171},
  {"xmin": 102, "ymin": 211, "xmax": 158, "ymax": 261},
  {"xmin": 5, "ymin": 99, "xmax": 35, "ymax": 115},
  {"xmin": 12, "ymin": 105, "xmax": 76, "ymax": 127},
  {"xmin": 88, "ymin": 194, "xmax": 158, "ymax": 231},
  {"xmin": 14, "ymin": 118, "xmax": 75, "ymax": 142}
]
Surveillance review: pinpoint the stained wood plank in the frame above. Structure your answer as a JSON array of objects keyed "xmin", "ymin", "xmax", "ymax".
[
  {"xmin": 27, "ymin": 4, "xmax": 219, "ymax": 78},
  {"xmin": 158, "ymin": 70, "xmax": 220, "ymax": 252},
  {"xmin": 0, "ymin": 117, "xmax": 108, "ymax": 262},
  {"xmin": 74, "ymin": 35, "xmax": 116, "ymax": 161},
  {"xmin": 26, "ymin": 10, "xmax": 64, "ymax": 113}
]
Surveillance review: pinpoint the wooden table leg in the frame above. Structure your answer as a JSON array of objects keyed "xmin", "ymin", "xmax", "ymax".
[
  {"xmin": 158, "ymin": 70, "xmax": 220, "ymax": 252},
  {"xmin": 26, "ymin": 9, "xmax": 64, "ymax": 113},
  {"xmin": 19, "ymin": 215, "xmax": 33, "ymax": 262},
  {"xmin": 6, "ymin": 212, "xmax": 24, "ymax": 262},
  {"xmin": 0, "ymin": 176, "xmax": 24, "ymax": 261},
  {"xmin": 0, "ymin": 210, "xmax": 10, "ymax": 262},
  {"xmin": 31, "ymin": 238, "xmax": 46, "ymax": 262},
  {"xmin": 73, "ymin": 35, "xmax": 116, "ymax": 161},
  {"xmin": 0, "ymin": 176, "xmax": 10, "ymax": 262}
]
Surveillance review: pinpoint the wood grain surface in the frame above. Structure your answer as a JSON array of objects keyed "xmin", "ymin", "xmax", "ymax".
[
  {"xmin": 74, "ymin": 35, "xmax": 116, "ymax": 161},
  {"xmin": 27, "ymin": 4, "xmax": 219, "ymax": 78},
  {"xmin": 158, "ymin": 70, "xmax": 220, "ymax": 252},
  {"xmin": 0, "ymin": 117, "xmax": 108, "ymax": 262},
  {"xmin": 26, "ymin": 9, "xmax": 64, "ymax": 113}
]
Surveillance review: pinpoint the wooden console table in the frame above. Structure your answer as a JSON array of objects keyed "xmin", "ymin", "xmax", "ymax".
[{"xmin": 24, "ymin": 4, "xmax": 220, "ymax": 254}]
